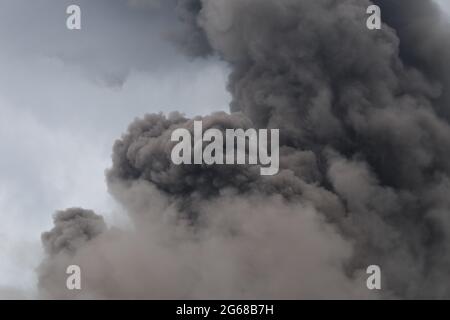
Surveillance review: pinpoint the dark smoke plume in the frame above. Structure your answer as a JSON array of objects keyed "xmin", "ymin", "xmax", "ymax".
[
  {"xmin": 39, "ymin": 208, "xmax": 106, "ymax": 298},
  {"xmin": 39, "ymin": 0, "xmax": 450, "ymax": 299}
]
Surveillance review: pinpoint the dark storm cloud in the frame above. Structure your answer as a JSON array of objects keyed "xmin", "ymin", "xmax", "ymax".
[{"xmin": 39, "ymin": 0, "xmax": 450, "ymax": 299}]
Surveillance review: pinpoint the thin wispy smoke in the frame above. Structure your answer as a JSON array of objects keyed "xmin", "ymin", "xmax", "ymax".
[{"xmin": 39, "ymin": 0, "xmax": 450, "ymax": 299}]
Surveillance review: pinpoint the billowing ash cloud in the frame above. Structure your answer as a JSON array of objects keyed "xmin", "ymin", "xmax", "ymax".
[
  {"xmin": 39, "ymin": 0, "xmax": 450, "ymax": 299},
  {"xmin": 373, "ymin": 0, "xmax": 450, "ymax": 119},
  {"xmin": 41, "ymin": 208, "xmax": 106, "ymax": 256},
  {"xmin": 39, "ymin": 208, "xmax": 106, "ymax": 298}
]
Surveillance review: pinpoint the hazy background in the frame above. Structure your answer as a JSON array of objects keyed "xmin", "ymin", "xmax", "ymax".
[{"xmin": 0, "ymin": 0, "xmax": 448, "ymax": 298}]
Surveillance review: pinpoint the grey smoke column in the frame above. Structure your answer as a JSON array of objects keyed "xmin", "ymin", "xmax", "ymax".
[{"xmin": 40, "ymin": 0, "xmax": 450, "ymax": 299}]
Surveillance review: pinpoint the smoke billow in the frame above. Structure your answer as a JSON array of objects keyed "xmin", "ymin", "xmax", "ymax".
[
  {"xmin": 41, "ymin": 208, "xmax": 106, "ymax": 256},
  {"xmin": 39, "ymin": 0, "xmax": 450, "ymax": 299},
  {"xmin": 39, "ymin": 208, "xmax": 106, "ymax": 298}
]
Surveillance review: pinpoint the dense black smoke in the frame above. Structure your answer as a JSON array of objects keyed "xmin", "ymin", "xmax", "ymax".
[
  {"xmin": 373, "ymin": 0, "xmax": 450, "ymax": 119},
  {"xmin": 39, "ymin": 0, "xmax": 450, "ymax": 299}
]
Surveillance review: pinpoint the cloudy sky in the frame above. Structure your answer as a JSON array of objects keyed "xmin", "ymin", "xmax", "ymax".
[{"xmin": 0, "ymin": 0, "xmax": 449, "ymax": 298}]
